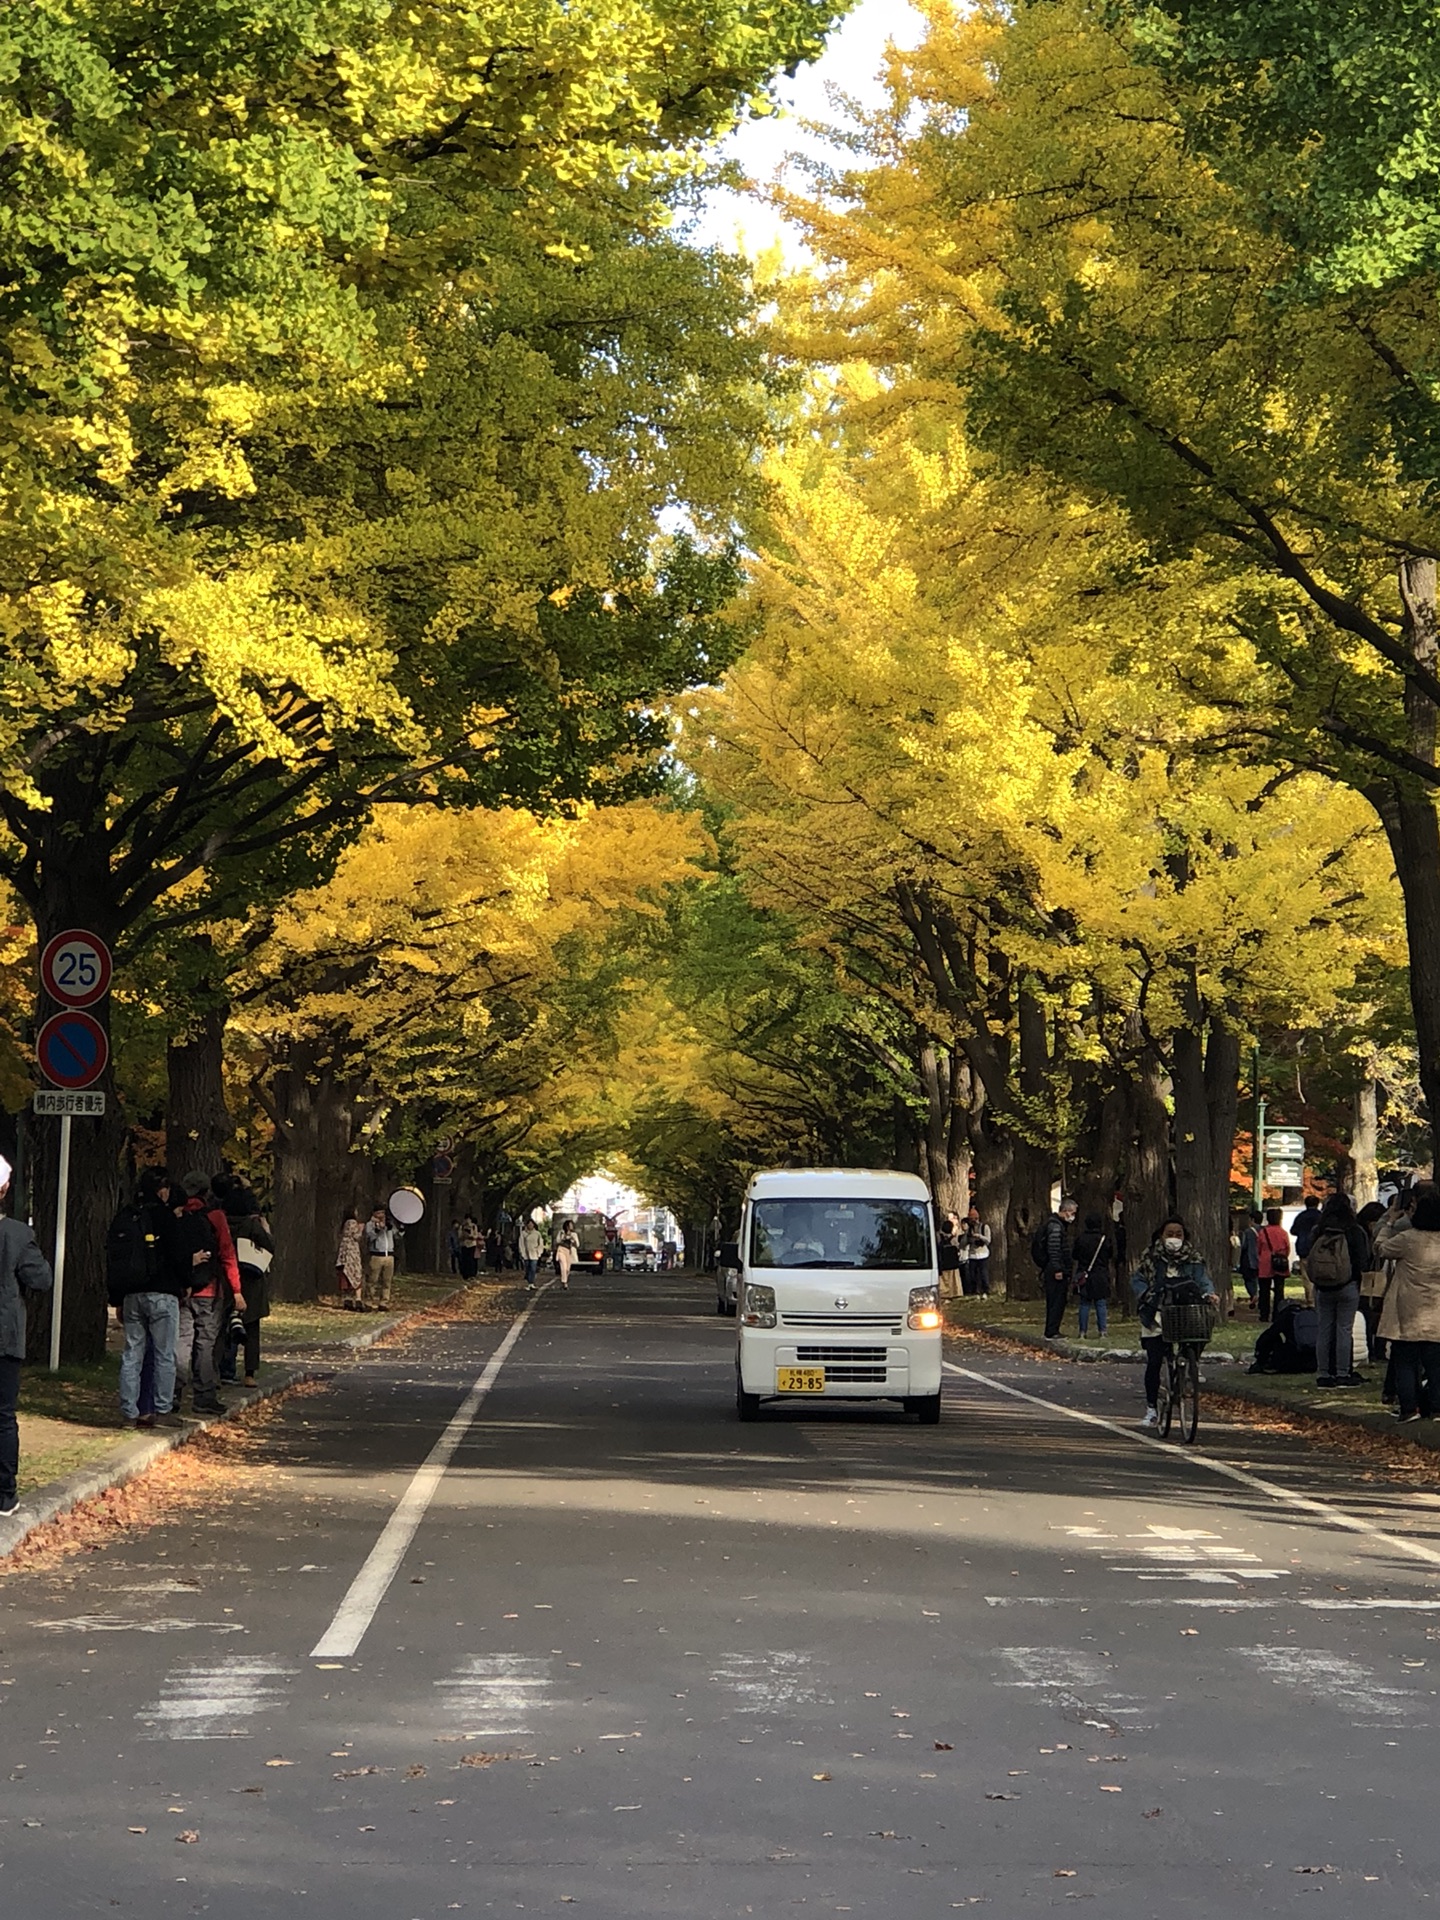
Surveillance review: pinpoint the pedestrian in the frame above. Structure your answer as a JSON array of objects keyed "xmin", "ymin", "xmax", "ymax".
[
  {"xmin": 1356, "ymin": 1199, "xmax": 1390, "ymax": 1369},
  {"xmin": 1292, "ymin": 1193, "xmax": 1323, "ymax": 1304},
  {"xmin": 485, "ymin": 1226, "xmax": 502, "ymax": 1272},
  {"xmin": 961, "ymin": 1206, "xmax": 992, "ymax": 1296},
  {"xmin": 1072, "ymin": 1212, "xmax": 1112, "ymax": 1338},
  {"xmin": 334, "ymin": 1208, "xmax": 364, "ymax": 1309},
  {"xmin": 362, "ymin": 1205, "xmax": 398, "ymax": 1312},
  {"xmin": 518, "ymin": 1216, "xmax": 545, "ymax": 1291},
  {"xmin": 105, "ymin": 1169, "xmax": 182, "ymax": 1430},
  {"xmin": 1238, "ymin": 1209, "xmax": 1262, "ymax": 1307},
  {"xmin": 1130, "ymin": 1217, "xmax": 1216, "ymax": 1427},
  {"xmin": 171, "ymin": 1171, "xmax": 240, "ymax": 1415},
  {"xmin": 1256, "ymin": 1207, "xmax": 1291, "ymax": 1321},
  {"xmin": 457, "ymin": 1212, "xmax": 481, "ymax": 1280},
  {"xmin": 1305, "ymin": 1192, "xmax": 1370, "ymax": 1387},
  {"xmin": 1039, "ymin": 1196, "xmax": 1078, "ymax": 1339},
  {"xmin": 1373, "ymin": 1185, "xmax": 1440, "ymax": 1422},
  {"xmin": 0, "ymin": 1153, "xmax": 54, "ymax": 1516},
  {"xmin": 221, "ymin": 1183, "xmax": 273, "ymax": 1388},
  {"xmin": 446, "ymin": 1220, "xmax": 461, "ymax": 1274},
  {"xmin": 553, "ymin": 1220, "xmax": 579, "ymax": 1290},
  {"xmin": 937, "ymin": 1212, "xmax": 963, "ymax": 1300}
]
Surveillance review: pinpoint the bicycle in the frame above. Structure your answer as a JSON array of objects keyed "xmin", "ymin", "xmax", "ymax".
[{"xmin": 1148, "ymin": 1283, "xmax": 1216, "ymax": 1444}]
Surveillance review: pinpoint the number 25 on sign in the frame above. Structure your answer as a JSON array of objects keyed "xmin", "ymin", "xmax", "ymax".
[{"xmin": 40, "ymin": 929, "xmax": 112, "ymax": 1008}]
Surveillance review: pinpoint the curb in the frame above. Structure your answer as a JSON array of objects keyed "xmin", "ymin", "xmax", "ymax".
[
  {"xmin": 0, "ymin": 1280, "xmax": 478, "ymax": 1565},
  {"xmin": 970, "ymin": 1322, "xmax": 1234, "ymax": 1368}
]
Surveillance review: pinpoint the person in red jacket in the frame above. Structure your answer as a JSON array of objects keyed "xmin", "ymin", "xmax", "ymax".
[{"xmin": 173, "ymin": 1172, "xmax": 245, "ymax": 1414}]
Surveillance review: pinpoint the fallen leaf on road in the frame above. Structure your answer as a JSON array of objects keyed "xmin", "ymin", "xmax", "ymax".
[
  {"xmin": 1100, "ymin": 1785, "xmax": 1122, "ymax": 1793},
  {"xmin": 934, "ymin": 1742, "xmax": 954, "ymax": 1751},
  {"xmin": 175, "ymin": 1831, "xmax": 199, "ymax": 1845},
  {"xmin": 985, "ymin": 1792, "xmax": 1019, "ymax": 1801},
  {"xmin": 128, "ymin": 1827, "xmax": 147, "ymax": 1834},
  {"xmin": 264, "ymin": 1759, "xmax": 295, "ymax": 1768},
  {"xmin": 612, "ymin": 1805, "xmax": 641, "ymax": 1812},
  {"xmin": 812, "ymin": 1773, "xmax": 832, "ymax": 1782},
  {"xmin": 405, "ymin": 1765, "xmax": 427, "ymax": 1779},
  {"xmin": 1007, "ymin": 1771, "xmax": 1028, "ymax": 1777},
  {"xmin": 1144, "ymin": 1809, "xmax": 1163, "ymax": 1819},
  {"xmin": 1179, "ymin": 1629, "xmax": 1199, "ymax": 1637},
  {"xmin": 1293, "ymin": 1866, "xmax": 1337, "ymax": 1875},
  {"xmin": 1053, "ymin": 1869, "xmax": 1077, "ymax": 1878}
]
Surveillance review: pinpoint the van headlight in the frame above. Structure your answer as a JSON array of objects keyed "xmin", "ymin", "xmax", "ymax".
[
  {"xmin": 741, "ymin": 1282, "xmax": 777, "ymax": 1328},
  {"xmin": 908, "ymin": 1284, "xmax": 942, "ymax": 1331}
]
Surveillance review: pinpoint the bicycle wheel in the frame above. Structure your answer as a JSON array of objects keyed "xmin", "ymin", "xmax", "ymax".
[
  {"xmin": 1176, "ymin": 1347, "xmax": 1200, "ymax": 1444},
  {"xmin": 1156, "ymin": 1347, "xmax": 1176, "ymax": 1439}
]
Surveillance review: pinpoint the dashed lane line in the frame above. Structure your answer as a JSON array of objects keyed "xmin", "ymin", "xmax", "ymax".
[
  {"xmin": 311, "ymin": 1284, "xmax": 552, "ymax": 1660},
  {"xmin": 944, "ymin": 1361, "xmax": 1440, "ymax": 1573}
]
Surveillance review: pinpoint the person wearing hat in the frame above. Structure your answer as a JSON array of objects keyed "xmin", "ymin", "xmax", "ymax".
[{"xmin": 0, "ymin": 1154, "xmax": 54, "ymax": 1517}]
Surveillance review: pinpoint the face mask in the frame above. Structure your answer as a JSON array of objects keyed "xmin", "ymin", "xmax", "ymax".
[{"xmin": 1162, "ymin": 1236, "xmax": 1183, "ymax": 1255}]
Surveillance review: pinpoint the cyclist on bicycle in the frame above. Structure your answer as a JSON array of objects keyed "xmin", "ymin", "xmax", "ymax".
[{"xmin": 1131, "ymin": 1217, "xmax": 1216, "ymax": 1427}]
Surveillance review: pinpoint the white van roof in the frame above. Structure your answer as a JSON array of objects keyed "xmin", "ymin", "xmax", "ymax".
[{"xmin": 744, "ymin": 1168, "xmax": 932, "ymax": 1202}]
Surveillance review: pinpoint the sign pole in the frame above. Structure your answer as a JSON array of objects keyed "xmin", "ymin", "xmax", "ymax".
[{"xmin": 49, "ymin": 1111, "xmax": 72, "ymax": 1372}]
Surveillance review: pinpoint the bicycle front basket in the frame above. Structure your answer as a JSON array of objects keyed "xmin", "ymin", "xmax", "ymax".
[{"xmin": 1159, "ymin": 1298, "xmax": 1214, "ymax": 1347}]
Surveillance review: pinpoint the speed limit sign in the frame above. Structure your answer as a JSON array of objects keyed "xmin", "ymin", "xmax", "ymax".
[{"xmin": 40, "ymin": 929, "xmax": 113, "ymax": 1009}]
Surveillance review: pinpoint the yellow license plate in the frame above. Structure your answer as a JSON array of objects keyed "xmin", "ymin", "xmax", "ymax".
[{"xmin": 777, "ymin": 1367, "xmax": 826, "ymax": 1392}]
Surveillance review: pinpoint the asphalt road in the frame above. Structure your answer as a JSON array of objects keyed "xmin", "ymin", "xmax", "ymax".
[{"xmin": 4, "ymin": 1273, "xmax": 1440, "ymax": 1917}]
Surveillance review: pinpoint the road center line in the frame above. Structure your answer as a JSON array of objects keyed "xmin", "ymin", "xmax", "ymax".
[
  {"xmin": 944, "ymin": 1361, "xmax": 1440, "ymax": 1573},
  {"xmin": 311, "ymin": 1285, "xmax": 551, "ymax": 1659}
]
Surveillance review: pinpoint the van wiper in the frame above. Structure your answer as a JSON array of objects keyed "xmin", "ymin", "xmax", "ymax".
[{"xmin": 787, "ymin": 1258, "xmax": 854, "ymax": 1268}]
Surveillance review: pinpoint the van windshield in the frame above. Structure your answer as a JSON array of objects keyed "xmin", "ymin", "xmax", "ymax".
[{"xmin": 749, "ymin": 1199, "xmax": 932, "ymax": 1270}]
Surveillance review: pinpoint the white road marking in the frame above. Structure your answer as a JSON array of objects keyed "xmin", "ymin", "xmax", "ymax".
[
  {"xmin": 987, "ymin": 1596, "xmax": 1440, "ymax": 1610},
  {"xmin": 35, "ymin": 1615, "xmax": 243, "ymax": 1634},
  {"xmin": 997, "ymin": 1647, "xmax": 1150, "ymax": 1730},
  {"xmin": 710, "ymin": 1650, "xmax": 825, "ymax": 1714},
  {"xmin": 311, "ymin": 1285, "xmax": 551, "ymax": 1659},
  {"xmin": 437, "ymin": 1655, "xmax": 553, "ymax": 1735},
  {"xmin": 946, "ymin": 1362, "xmax": 1440, "ymax": 1571},
  {"xmin": 137, "ymin": 1657, "xmax": 298, "ymax": 1740},
  {"xmin": 1235, "ymin": 1646, "xmax": 1427, "ymax": 1725}
]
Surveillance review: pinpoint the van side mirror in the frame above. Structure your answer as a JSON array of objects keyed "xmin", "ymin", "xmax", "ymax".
[{"xmin": 720, "ymin": 1240, "xmax": 740, "ymax": 1266}]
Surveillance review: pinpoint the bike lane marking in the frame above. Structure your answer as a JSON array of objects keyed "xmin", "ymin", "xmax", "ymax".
[
  {"xmin": 311, "ymin": 1284, "xmax": 552, "ymax": 1660},
  {"xmin": 944, "ymin": 1360, "xmax": 1440, "ymax": 1573}
]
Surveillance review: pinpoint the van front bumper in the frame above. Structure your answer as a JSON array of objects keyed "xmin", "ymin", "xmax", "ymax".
[{"xmin": 738, "ymin": 1330, "xmax": 942, "ymax": 1399}]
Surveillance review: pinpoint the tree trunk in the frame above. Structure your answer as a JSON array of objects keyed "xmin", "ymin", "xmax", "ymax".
[
  {"xmin": 166, "ymin": 1000, "xmax": 232, "ymax": 1184},
  {"xmin": 269, "ymin": 1051, "xmax": 320, "ymax": 1302},
  {"xmin": 918, "ymin": 1042, "xmax": 972, "ymax": 1216},
  {"xmin": 1351, "ymin": 1079, "xmax": 1380, "ymax": 1205},
  {"xmin": 1006, "ymin": 1139, "xmax": 1053, "ymax": 1299},
  {"xmin": 1172, "ymin": 1007, "xmax": 1240, "ymax": 1308},
  {"xmin": 312, "ymin": 1069, "xmax": 356, "ymax": 1298},
  {"xmin": 1121, "ymin": 1055, "xmax": 1170, "ymax": 1309}
]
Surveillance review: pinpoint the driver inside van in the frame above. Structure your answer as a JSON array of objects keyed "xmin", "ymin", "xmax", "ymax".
[{"xmin": 773, "ymin": 1206, "xmax": 828, "ymax": 1265}]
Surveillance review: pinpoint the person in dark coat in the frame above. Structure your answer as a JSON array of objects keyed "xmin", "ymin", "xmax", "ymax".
[
  {"xmin": 0, "ymin": 1154, "xmax": 54, "ymax": 1516},
  {"xmin": 937, "ymin": 1213, "xmax": 963, "ymax": 1300},
  {"xmin": 1072, "ymin": 1213, "xmax": 1113, "ymax": 1337},
  {"xmin": 1305, "ymin": 1191, "xmax": 1371, "ymax": 1387},
  {"xmin": 1042, "ymin": 1198, "xmax": 1078, "ymax": 1338},
  {"xmin": 219, "ymin": 1184, "xmax": 274, "ymax": 1388}
]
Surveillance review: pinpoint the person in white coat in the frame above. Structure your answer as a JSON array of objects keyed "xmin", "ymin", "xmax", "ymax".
[{"xmin": 1374, "ymin": 1185, "xmax": 1440, "ymax": 1421}]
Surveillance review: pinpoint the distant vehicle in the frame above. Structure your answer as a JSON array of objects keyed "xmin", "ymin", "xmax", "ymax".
[
  {"xmin": 622, "ymin": 1240, "xmax": 655, "ymax": 1272},
  {"xmin": 573, "ymin": 1217, "xmax": 609, "ymax": 1270},
  {"xmin": 715, "ymin": 1240, "xmax": 740, "ymax": 1316},
  {"xmin": 734, "ymin": 1168, "xmax": 943, "ymax": 1424}
]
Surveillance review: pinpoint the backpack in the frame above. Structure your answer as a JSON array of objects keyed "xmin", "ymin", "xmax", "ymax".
[
  {"xmin": 104, "ymin": 1204, "xmax": 164, "ymax": 1304},
  {"xmin": 1306, "ymin": 1227, "xmax": 1352, "ymax": 1288},
  {"xmin": 1249, "ymin": 1303, "xmax": 1318, "ymax": 1374},
  {"xmin": 1029, "ymin": 1222, "xmax": 1050, "ymax": 1270}
]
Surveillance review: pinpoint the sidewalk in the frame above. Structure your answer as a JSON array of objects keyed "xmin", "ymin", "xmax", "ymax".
[{"xmin": 1, "ymin": 1274, "xmax": 515, "ymax": 1564}]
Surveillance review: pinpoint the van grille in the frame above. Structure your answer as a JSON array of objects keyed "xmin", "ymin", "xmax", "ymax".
[
  {"xmin": 781, "ymin": 1313, "xmax": 902, "ymax": 1333},
  {"xmin": 795, "ymin": 1346, "xmax": 889, "ymax": 1366}
]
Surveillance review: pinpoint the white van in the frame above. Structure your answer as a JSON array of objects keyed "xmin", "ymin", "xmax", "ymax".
[{"xmin": 734, "ymin": 1168, "xmax": 944, "ymax": 1423}]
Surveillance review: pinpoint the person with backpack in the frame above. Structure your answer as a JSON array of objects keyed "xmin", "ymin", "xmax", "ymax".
[
  {"xmin": 1305, "ymin": 1192, "xmax": 1370, "ymax": 1387},
  {"xmin": 107, "ymin": 1170, "xmax": 185, "ymax": 1430},
  {"xmin": 170, "ymin": 1172, "xmax": 243, "ymax": 1415},
  {"xmin": 1035, "ymin": 1197, "xmax": 1078, "ymax": 1338},
  {"xmin": 1071, "ymin": 1212, "xmax": 1113, "ymax": 1337},
  {"xmin": 1255, "ymin": 1208, "xmax": 1291, "ymax": 1321},
  {"xmin": 0, "ymin": 1153, "xmax": 53, "ymax": 1517}
]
